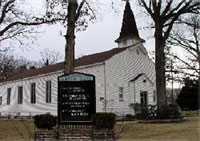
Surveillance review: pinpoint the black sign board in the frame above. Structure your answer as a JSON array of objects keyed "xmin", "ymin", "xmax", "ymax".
[{"xmin": 58, "ymin": 72, "xmax": 96, "ymax": 125}]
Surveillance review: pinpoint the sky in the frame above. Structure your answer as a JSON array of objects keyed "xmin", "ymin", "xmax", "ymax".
[
  {"xmin": 3, "ymin": 0, "xmax": 184, "ymax": 88},
  {"xmin": 11, "ymin": 0, "xmax": 155, "ymax": 62}
]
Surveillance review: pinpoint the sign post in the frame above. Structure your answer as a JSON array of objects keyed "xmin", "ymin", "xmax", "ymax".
[{"xmin": 58, "ymin": 72, "xmax": 96, "ymax": 125}]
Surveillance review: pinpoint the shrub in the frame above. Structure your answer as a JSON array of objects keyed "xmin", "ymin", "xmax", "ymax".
[
  {"xmin": 157, "ymin": 104, "xmax": 182, "ymax": 119},
  {"xmin": 129, "ymin": 103, "xmax": 157, "ymax": 120},
  {"xmin": 129, "ymin": 103, "xmax": 182, "ymax": 120},
  {"xmin": 34, "ymin": 113, "xmax": 57, "ymax": 130},
  {"xmin": 177, "ymin": 85, "xmax": 198, "ymax": 111},
  {"xmin": 135, "ymin": 107, "xmax": 149, "ymax": 120},
  {"xmin": 95, "ymin": 113, "xmax": 116, "ymax": 130},
  {"xmin": 129, "ymin": 103, "xmax": 142, "ymax": 114},
  {"xmin": 134, "ymin": 105, "xmax": 157, "ymax": 120},
  {"xmin": 123, "ymin": 114, "xmax": 135, "ymax": 121}
]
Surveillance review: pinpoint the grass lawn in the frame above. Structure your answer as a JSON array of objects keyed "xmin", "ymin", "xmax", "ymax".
[
  {"xmin": 0, "ymin": 117, "xmax": 199, "ymax": 140},
  {"xmin": 0, "ymin": 119, "xmax": 35, "ymax": 140},
  {"xmin": 116, "ymin": 117, "xmax": 200, "ymax": 141}
]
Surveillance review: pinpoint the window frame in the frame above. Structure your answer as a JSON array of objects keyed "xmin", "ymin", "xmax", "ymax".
[
  {"xmin": 30, "ymin": 83, "xmax": 36, "ymax": 104},
  {"xmin": 18, "ymin": 86, "xmax": 23, "ymax": 104},
  {"xmin": 46, "ymin": 81, "xmax": 51, "ymax": 103},
  {"xmin": 140, "ymin": 91, "xmax": 148, "ymax": 107},
  {"xmin": 0, "ymin": 97, "xmax": 2, "ymax": 105},
  {"xmin": 119, "ymin": 87, "xmax": 124, "ymax": 102},
  {"xmin": 7, "ymin": 88, "xmax": 11, "ymax": 105}
]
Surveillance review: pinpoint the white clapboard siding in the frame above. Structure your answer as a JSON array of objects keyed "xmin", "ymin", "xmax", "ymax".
[
  {"xmin": 75, "ymin": 64, "xmax": 105, "ymax": 112},
  {"xmin": 0, "ymin": 64, "xmax": 105, "ymax": 116},
  {"xmin": 0, "ymin": 45, "xmax": 156, "ymax": 116},
  {"xmin": 0, "ymin": 71, "xmax": 63, "ymax": 116},
  {"xmin": 104, "ymin": 45, "xmax": 156, "ymax": 115},
  {"xmin": 134, "ymin": 75, "xmax": 156, "ymax": 105}
]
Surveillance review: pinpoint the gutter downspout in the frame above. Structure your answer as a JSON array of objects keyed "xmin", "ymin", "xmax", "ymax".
[{"xmin": 104, "ymin": 63, "xmax": 107, "ymax": 112}]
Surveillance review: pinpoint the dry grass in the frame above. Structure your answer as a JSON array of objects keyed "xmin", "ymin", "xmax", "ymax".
[
  {"xmin": 0, "ymin": 119, "xmax": 35, "ymax": 140},
  {"xmin": 182, "ymin": 111, "xmax": 199, "ymax": 117},
  {"xmin": 116, "ymin": 117, "xmax": 200, "ymax": 141},
  {"xmin": 0, "ymin": 117, "xmax": 199, "ymax": 141}
]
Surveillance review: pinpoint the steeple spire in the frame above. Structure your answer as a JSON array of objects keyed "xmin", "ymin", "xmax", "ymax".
[{"xmin": 115, "ymin": 1, "xmax": 143, "ymax": 47}]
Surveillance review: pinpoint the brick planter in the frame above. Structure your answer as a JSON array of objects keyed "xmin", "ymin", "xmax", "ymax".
[
  {"xmin": 35, "ymin": 126, "xmax": 115, "ymax": 141},
  {"xmin": 59, "ymin": 125, "xmax": 93, "ymax": 141},
  {"xmin": 93, "ymin": 129, "xmax": 115, "ymax": 141},
  {"xmin": 35, "ymin": 130, "xmax": 57, "ymax": 141}
]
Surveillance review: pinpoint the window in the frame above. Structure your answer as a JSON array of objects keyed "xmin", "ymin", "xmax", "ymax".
[
  {"xmin": 18, "ymin": 86, "xmax": 23, "ymax": 104},
  {"xmin": 7, "ymin": 88, "xmax": 11, "ymax": 105},
  {"xmin": 30, "ymin": 83, "xmax": 36, "ymax": 104},
  {"xmin": 46, "ymin": 81, "xmax": 51, "ymax": 103},
  {"xmin": 100, "ymin": 97, "xmax": 104, "ymax": 101},
  {"xmin": 119, "ymin": 87, "xmax": 124, "ymax": 101},
  {"xmin": 140, "ymin": 91, "xmax": 148, "ymax": 107},
  {"xmin": 0, "ymin": 97, "xmax": 2, "ymax": 105}
]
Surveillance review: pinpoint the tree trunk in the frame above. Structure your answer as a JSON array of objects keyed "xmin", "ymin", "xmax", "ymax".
[
  {"xmin": 198, "ymin": 54, "xmax": 200, "ymax": 113},
  {"xmin": 197, "ymin": 47, "xmax": 200, "ymax": 111},
  {"xmin": 155, "ymin": 28, "xmax": 167, "ymax": 113},
  {"xmin": 64, "ymin": 0, "xmax": 78, "ymax": 74}
]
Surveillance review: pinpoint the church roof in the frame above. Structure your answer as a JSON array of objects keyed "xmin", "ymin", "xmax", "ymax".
[
  {"xmin": 115, "ymin": 1, "xmax": 142, "ymax": 42},
  {"xmin": 0, "ymin": 47, "xmax": 127, "ymax": 84}
]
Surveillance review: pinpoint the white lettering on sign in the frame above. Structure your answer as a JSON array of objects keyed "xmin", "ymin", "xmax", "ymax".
[{"xmin": 59, "ymin": 76, "xmax": 93, "ymax": 81}]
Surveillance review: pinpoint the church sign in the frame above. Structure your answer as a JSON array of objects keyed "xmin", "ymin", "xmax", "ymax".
[{"xmin": 58, "ymin": 72, "xmax": 96, "ymax": 125}]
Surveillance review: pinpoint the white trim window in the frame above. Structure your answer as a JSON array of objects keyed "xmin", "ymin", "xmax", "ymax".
[
  {"xmin": 119, "ymin": 87, "xmax": 124, "ymax": 102},
  {"xmin": 0, "ymin": 97, "xmax": 2, "ymax": 105},
  {"xmin": 18, "ymin": 86, "xmax": 23, "ymax": 104},
  {"xmin": 46, "ymin": 81, "xmax": 51, "ymax": 103},
  {"xmin": 7, "ymin": 88, "xmax": 11, "ymax": 105},
  {"xmin": 30, "ymin": 83, "xmax": 36, "ymax": 104},
  {"xmin": 140, "ymin": 91, "xmax": 148, "ymax": 107}
]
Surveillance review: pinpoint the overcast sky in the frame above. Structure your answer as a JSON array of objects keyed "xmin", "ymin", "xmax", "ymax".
[
  {"xmin": 11, "ymin": 0, "xmax": 155, "ymax": 62},
  {"xmin": 4, "ymin": 0, "xmax": 184, "ymax": 88}
]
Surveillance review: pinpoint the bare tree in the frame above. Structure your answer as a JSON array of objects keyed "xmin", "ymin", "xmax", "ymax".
[
  {"xmin": 45, "ymin": 0, "xmax": 97, "ymax": 74},
  {"xmin": 0, "ymin": 0, "xmax": 64, "ymax": 50},
  {"xmin": 168, "ymin": 15, "xmax": 200, "ymax": 79},
  {"xmin": 167, "ymin": 14, "xmax": 200, "ymax": 110},
  {"xmin": 40, "ymin": 48, "xmax": 63, "ymax": 66},
  {"xmin": 138, "ymin": 0, "xmax": 200, "ymax": 113},
  {"xmin": 0, "ymin": 51, "xmax": 37, "ymax": 81}
]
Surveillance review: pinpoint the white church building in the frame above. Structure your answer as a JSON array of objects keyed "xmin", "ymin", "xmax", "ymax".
[{"xmin": 0, "ymin": 2, "xmax": 156, "ymax": 116}]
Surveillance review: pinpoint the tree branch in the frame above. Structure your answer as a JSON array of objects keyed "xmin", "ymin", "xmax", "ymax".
[
  {"xmin": 75, "ymin": 0, "xmax": 85, "ymax": 22},
  {"xmin": 139, "ymin": 0, "xmax": 155, "ymax": 20},
  {"xmin": 177, "ymin": 18, "xmax": 200, "ymax": 28},
  {"xmin": 168, "ymin": 34, "xmax": 198, "ymax": 56},
  {"xmin": 85, "ymin": 0, "xmax": 96, "ymax": 19},
  {"xmin": 0, "ymin": 18, "xmax": 64, "ymax": 37},
  {"xmin": 0, "ymin": 0, "xmax": 15, "ymax": 24},
  {"xmin": 168, "ymin": 54, "xmax": 198, "ymax": 74},
  {"xmin": 161, "ymin": 0, "xmax": 173, "ymax": 17}
]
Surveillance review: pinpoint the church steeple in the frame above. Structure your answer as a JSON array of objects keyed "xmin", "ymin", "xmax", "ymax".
[{"xmin": 115, "ymin": 1, "xmax": 144, "ymax": 48}]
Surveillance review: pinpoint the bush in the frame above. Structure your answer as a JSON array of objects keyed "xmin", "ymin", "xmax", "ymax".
[
  {"xmin": 95, "ymin": 113, "xmax": 116, "ymax": 130},
  {"xmin": 135, "ymin": 105, "xmax": 157, "ymax": 120},
  {"xmin": 129, "ymin": 103, "xmax": 182, "ymax": 120},
  {"xmin": 129, "ymin": 103, "xmax": 157, "ymax": 120},
  {"xmin": 177, "ymin": 85, "xmax": 198, "ymax": 111},
  {"xmin": 123, "ymin": 114, "xmax": 135, "ymax": 121},
  {"xmin": 34, "ymin": 113, "xmax": 57, "ymax": 130},
  {"xmin": 157, "ymin": 104, "xmax": 182, "ymax": 119}
]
